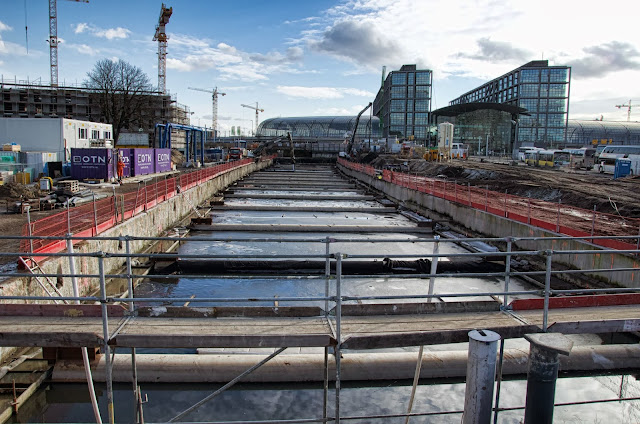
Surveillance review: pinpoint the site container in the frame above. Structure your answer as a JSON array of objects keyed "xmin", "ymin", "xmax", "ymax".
[
  {"xmin": 70, "ymin": 148, "xmax": 114, "ymax": 181},
  {"xmin": 131, "ymin": 148, "xmax": 155, "ymax": 176},
  {"xmin": 155, "ymin": 148, "xmax": 171, "ymax": 173},
  {"xmin": 118, "ymin": 133, "xmax": 149, "ymax": 147},
  {"xmin": 24, "ymin": 152, "xmax": 58, "ymax": 179}
]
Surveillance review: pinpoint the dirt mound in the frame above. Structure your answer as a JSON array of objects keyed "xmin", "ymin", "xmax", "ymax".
[
  {"xmin": 0, "ymin": 183, "xmax": 41, "ymax": 199},
  {"xmin": 171, "ymin": 148, "xmax": 185, "ymax": 166}
]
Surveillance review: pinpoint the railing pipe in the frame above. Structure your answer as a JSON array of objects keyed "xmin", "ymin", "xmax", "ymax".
[
  {"xmin": 543, "ymin": 251, "xmax": 553, "ymax": 331},
  {"xmin": 335, "ymin": 253, "xmax": 343, "ymax": 424},
  {"xmin": 98, "ymin": 254, "xmax": 115, "ymax": 424}
]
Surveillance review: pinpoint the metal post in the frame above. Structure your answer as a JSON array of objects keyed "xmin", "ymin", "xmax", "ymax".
[
  {"xmin": 144, "ymin": 180, "xmax": 148, "ymax": 212},
  {"xmin": 324, "ymin": 237, "xmax": 331, "ymax": 315},
  {"xmin": 485, "ymin": 185, "xmax": 489, "ymax": 212},
  {"xmin": 323, "ymin": 237, "xmax": 331, "ymax": 422},
  {"xmin": 492, "ymin": 339, "xmax": 506, "ymax": 424},
  {"xmin": 523, "ymin": 333, "xmax": 574, "ymax": 424},
  {"xmin": 455, "ymin": 180, "xmax": 457, "ymax": 203},
  {"xmin": 504, "ymin": 191, "xmax": 508, "ymax": 217},
  {"xmin": 335, "ymin": 253, "xmax": 343, "ymax": 424},
  {"xmin": 120, "ymin": 195, "xmax": 125, "ymax": 223},
  {"xmin": 556, "ymin": 199, "xmax": 561, "ymax": 233},
  {"xmin": 404, "ymin": 345, "xmax": 424, "ymax": 424},
  {"xmin": 503, "ymin": 238, "xmax": 512, "ymax": 307},
  {"xmin": 113, "ymin": 190, "xmax": 118, "ymax": 223},
  {"xmin": 468, "ymin": 183, "xmax": 471, "ymax": 206},
  {"xmin": 26, "ymin": 206, "xmax": 34, "ymax": 254},
  {"xmin": 527, "ymin": 198, "xmax": 531, "ymax": 225},
  {"xmin": 98, "ymin": 255, "xmax": 115, "ymax": 424},
  {"xmin": 92, "ymin": 194, "xmax": 98, "ymax": 236},
  {"xmin": 68, "ymin": 236, "xmax": 102, "ymax": 424},
  {"xmin": 543, "ymin": 251, "xmax": 553, "ymax": 332},
  {"xmin": 67, "ymin": 198, "xmax": 71, "ymax": 234},
  {"xmin": 463, "ymin": 330, "xmax": 500, "ymax": 424},
  {"xmin": 323, "ymin": 346, "xmax": 329, "ymax": 423},
  {"xmin": 590, "ymin": 205, "xmax": 596, "ymax": 243},
  {"xmin": 125, "ymin": 238, "xmax": 139, "ymax": 422},
  {"xmin": 428, "ymin": 236, "xmax": 440, "ymax": 302}
]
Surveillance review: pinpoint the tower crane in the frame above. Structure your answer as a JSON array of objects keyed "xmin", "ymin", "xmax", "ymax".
[
  {"xmin": 241, "ymin": 102, "xmax": 264, "ymax": 136},
  {"xmin": 48, "ymin": 0, "xmax": 88, "ymax": 87},
  {"xmin": 616, "ymin": 99, "xmax": 636, "ymax": 122},
  {"xmin": 188, "ymin": 87, "xmax": 226, "ymax": 135},
  {"xmin": 153, "ymin": 3, "xmax": 172, "ymax": 93}
]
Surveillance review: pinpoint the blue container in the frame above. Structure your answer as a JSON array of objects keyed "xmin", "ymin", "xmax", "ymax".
[{"xmin": 614, "ymin": 158, "xmax": 631, "ymax": 179}]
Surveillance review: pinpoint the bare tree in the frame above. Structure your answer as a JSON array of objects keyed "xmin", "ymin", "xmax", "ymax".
[{"xmin": 85, "ymin": 59, "xmax": 153, "ymax": 144}]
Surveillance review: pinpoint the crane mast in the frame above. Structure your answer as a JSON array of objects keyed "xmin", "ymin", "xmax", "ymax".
[
  {"xmin": 241, "ymin": 102, "xmax": 264, "ymax": 136},
  {"xmin": 188, "ymin": 87, "xmax": 226, "ymax": 135},
  {"xmin": 48, "ymin": 0, "xmax": 88, "ymax": 87},
  {"xmin": 153, "ymin": 3, "xmax": 172, "ymax": 93},
  {"xmin": 616, "ymin": 99, "xmax": 635, "ymax": 122}
]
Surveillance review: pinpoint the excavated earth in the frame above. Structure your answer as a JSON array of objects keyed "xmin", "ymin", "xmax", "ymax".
[{"xmin": 370, "ymin": 155, "xmax": 640, "ymax": 218}]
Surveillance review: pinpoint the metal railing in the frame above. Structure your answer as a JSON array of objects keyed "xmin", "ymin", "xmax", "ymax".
[
  {"xmin": 338, "ymin": 158, "xmax": 640, "ymax": 251},
  {"xmin": 2, "ymin": 234, "xmax": 640, "ymax": 423}
]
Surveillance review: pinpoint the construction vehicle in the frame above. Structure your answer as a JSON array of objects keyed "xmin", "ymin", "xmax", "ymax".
[
  {"xmin": 253, "ymin": 133, "xmax": 296, "ymax": 169},
  {"xmin": 345, "ymin": 102, "xmax": 373, "ymax": 158}
]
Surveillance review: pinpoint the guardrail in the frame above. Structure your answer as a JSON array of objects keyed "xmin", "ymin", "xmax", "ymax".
[
  {"xmin": 2, "ymin": 234, "xmax": 640, "ymax": 423},
  {"xmin": 338, "ymin": 158, "xmax": 640, "ymax": 251},
  {"xmin": 20, "ymin": 158, "xmax": 260, "ymax": 254}
]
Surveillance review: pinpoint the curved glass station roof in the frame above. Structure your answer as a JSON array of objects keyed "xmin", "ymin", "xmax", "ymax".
[
  {"xmin": 567, "ymin": 120, "xmax": 640, "ymax": 145},
  {"xmin": 257, "ymin": 116, "xmax": 382, "ymax": 139}
]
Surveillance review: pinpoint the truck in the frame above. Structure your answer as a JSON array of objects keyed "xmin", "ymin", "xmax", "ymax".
[{"xmin": 228, "ymin": 147, "xmax": 244, "ymax": 160}]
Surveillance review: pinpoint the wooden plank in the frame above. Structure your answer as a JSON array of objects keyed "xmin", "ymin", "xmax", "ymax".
[
  {"xmin": 340, "ymin": 301, "xmax": 500, "ymax": 316},
  {"xmin": 0, "ymin": 304, "xmax": 126, "ymax": 317},
  {"xmin": 341, "ymin": 325, "xmax": 540, "ymax": 350},
  {"xmin": 0, "ymin": 332, "xmax": 102, "ymax": 348},
  {"xmin": 111, "ymin": 334, "xmax": 335, "ymax": 348},
  {"xmin": 548, "ymin": 319, "xmax": 640, "ymax": 334},
  {"xmin": 136, "ymin": 306, "xmax": 324, "ymax": 318},
  {"xmin": 189, "ymin": 224, "xmax": 430, "ymax": 233}
]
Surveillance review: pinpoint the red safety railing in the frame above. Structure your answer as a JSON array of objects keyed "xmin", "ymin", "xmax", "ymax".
[
  {"xmin": 22, "ymin": 158, "xmax": 259, "ymax": 254},
  {"xmin": 338, "ymin": 158, "xmax": 640, "ymax": 251}
]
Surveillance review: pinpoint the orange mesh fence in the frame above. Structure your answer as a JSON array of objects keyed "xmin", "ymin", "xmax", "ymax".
[
  {"xmin": 339, "ymin": 158, "xmax": 640, "ymax": 250},
  {"xmin": 21, "ymin": 158, "xmax": 256, "ymax": 254}
]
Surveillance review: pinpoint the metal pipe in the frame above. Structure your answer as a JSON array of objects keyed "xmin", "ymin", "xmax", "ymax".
[
  {"xmin": 26, "ymin": 206, "xmax": 33, "ymax": 254},
  {"xmin": 98, "ymin": 255, "xmax": 115, "ymax": 424},
  {"xmin": 67, "ymin": 236, "xmax": 102, "ymax": 424},
  {"xmin": 404, "ymin": 345, "xmax": 424, "ymax": 424},
  {"xmin": 66, "ymin": 198, "xmax": 71, "ymax": 235},
  {"xmin": 463, "ymin": 330, "xmax": 500, "ymax": 424},
  {"xmin": 543, "ymin": 251, "xmax": 553, "ymax": 331},
  {"xmin": 427, "ymin": 235, "xmax": 440, "ymax": 302},
  {"xmin": 591, "ymin": 205, "xmax": 596, "ymax": 243},
  {"xmin": 492, "ymin": 339, "xmax": 505, "ymax": 424},
  {"xmin": 125, "ymin": 238, "xmax": 140, "ymax": 423},
  {"xmin": 523, "ymin": 333, "xmax": 574, "ymax": 424},
  {"xmin": 503, "ymin": 238, "xmax": 512, "ymax": 307},
  {"xmin": 335, "ymin": 253, "xmax": 343, "ymax": 424},
  {"xmin": 93, "ymin": 193, "xmax": 98, "ymax": 236}
]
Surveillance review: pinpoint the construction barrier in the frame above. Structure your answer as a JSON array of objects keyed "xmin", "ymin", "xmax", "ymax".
[
  {"xmin": 22, "ymin": 159, "xmax": 258, "ymax": 254},
  {"xmin": 339, "ymin": 158, "xmax": 640, "ymax": 251}
]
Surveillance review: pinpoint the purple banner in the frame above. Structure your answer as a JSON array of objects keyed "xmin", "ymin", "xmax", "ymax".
[
  {"xmin": 132, "ymin": 148, "xmax": 154, "ymax": 176},
  {"xmin": 70, "ymin": 148, "xmax": 113, "ymax": 180},
  {"xmin": 155, "ymin": 148, "xmax": 171, "ymax": 173}
]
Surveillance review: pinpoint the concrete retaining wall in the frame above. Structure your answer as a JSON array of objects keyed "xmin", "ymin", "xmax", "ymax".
[
  {"xmin": 339, "ymin": 163, "xmax": 640, "ymax": 289},
  {"xmin": 0, "ymin": 160, "xmax": 270, "ymax": 361}
]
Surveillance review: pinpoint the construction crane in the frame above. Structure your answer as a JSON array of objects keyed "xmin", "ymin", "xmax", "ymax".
[
  {"xmin": 153, "ymin": 3, "xmax": 172, "ymax": 93},
  {"xmin": 616, "ymin": 99, "xmax": 635, "ymax": 122},
  {"xmin": 48, "ymin": 0, "xmax": 88, "ymax": 87},
  {"xmin": 346, "ymin": 102, "xmax": 372, "ymax": 157},
  {"xmin": 241, "ymin": 102, "xmax": 264, "ymax": 136},
  {"xmin": 188, "ymin": 87, "xmax": 226, "ymax": 135}
]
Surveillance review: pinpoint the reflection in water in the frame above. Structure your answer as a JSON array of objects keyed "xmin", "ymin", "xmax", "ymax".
[{"xmin": 19, "ymin": 374, "xmax": 640, "ymax": 423}]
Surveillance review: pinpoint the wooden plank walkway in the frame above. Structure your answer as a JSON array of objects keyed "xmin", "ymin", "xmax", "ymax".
[{"xmin": 1, "ymin": 300, "xmax": 640, "ymax": 350}]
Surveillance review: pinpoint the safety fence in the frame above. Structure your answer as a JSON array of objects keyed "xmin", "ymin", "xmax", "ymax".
[
  {"xmin": 21, "ymin": 159, "xmax": 259, "ymax": 254},
  {"xmin": 339, "ymin": 158, "xmax": 640, "ymax": 251},
  {"xmin": 3, "ymin": 234, "xmax": 640, "ymax": 423}
]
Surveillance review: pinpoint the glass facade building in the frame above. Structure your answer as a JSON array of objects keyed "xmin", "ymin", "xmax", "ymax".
[
  {"xmin": 373, "ymin": 65, "xmax": 432, "ymax": 143},
  {"xmin": 566, "ymin": 120, "xmax": 640, "ymax": 146},
  {"xmin": 256, "ymin": 116, "xmax": 381, "ymax": 139},
  {"xmin": 449, "ymin": 61, "xmax": 571, "ymax": 149}
]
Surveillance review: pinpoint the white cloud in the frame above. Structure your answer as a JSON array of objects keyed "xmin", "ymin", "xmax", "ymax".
[
  {"xmin": 276, "ymin": 85, "xmax": 374, "ymax": 99},
  {"xmin": 71, "ymin": 23, "xmax": 131, "ymax": 40},
  {"xmin": 0, "ymin": 21, "xmax": 12, "ymax": 32},
  {"xmin": 66, "ymin": 43, "xmax": 100, "ymax": 56},
  {"xmin": 314, "ymin": 105, "xmax": 366, "ymax": 115},
  {"xmin": 166, "ymin": 33, "xmax": 308, "ymax": 82}
]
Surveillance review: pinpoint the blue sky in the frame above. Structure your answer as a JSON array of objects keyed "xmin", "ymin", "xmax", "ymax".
[{"xmin": 1, "ymin": 0, "xmax": 639, "ymax": 135}]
